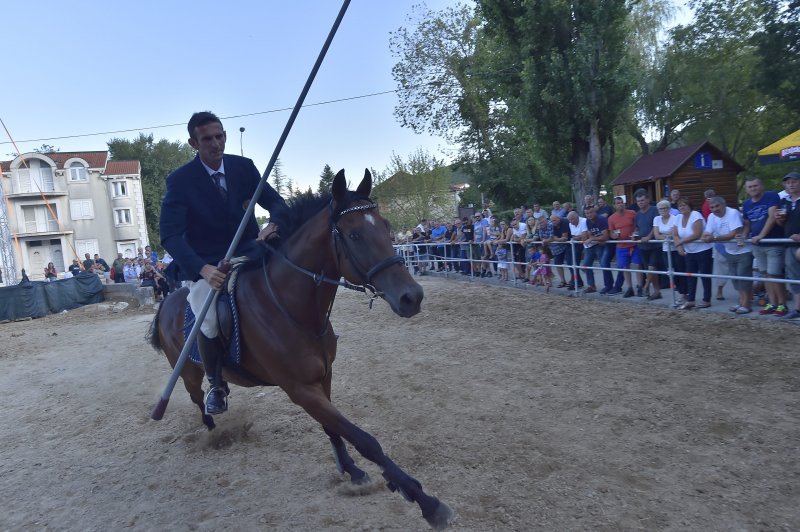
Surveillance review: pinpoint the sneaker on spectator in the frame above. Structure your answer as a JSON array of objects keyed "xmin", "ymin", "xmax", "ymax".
[
  {"xmin": 780, "ymin": 309, "xmax": 800, "ymax": 320},
  {"xmin": 607, "ymin": 287, "xmax": 622, "ymax": 295},
  {"xmin": 636, "ymin": 286, "xmax": 644, "ymax": 297},
  {"xmin": 759, "ymin": 304, "xmax": 776, "ymax": 315},
  {"xmin": 623, "ymin": 288, "xmax": 635, "ymax": 298},
  {"xmin": 774, "ymin": 305, "xmax": 788, "ymax": 317}
]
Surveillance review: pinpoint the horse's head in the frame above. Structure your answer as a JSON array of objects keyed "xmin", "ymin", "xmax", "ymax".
[{"xmin": 331, "ymin": 169, "xmax": 423, "ymax": 318}]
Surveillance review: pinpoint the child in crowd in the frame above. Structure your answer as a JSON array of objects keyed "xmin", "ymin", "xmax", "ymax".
[
  {"xmin": 531, "ymin": 244, "xmax": 553, "ymax": 291},
  {"xmin": 495, "ymin": 246, "xmax": 509, "ymax": 281},
  {"xmin": 526, "ymin": 245, "xmax": 542, "ymax": 282}
]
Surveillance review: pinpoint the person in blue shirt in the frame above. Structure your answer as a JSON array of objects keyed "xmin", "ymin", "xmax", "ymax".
[{"xmin": 742, "ymin": 176, "xmax": 787, "ymax": 316}]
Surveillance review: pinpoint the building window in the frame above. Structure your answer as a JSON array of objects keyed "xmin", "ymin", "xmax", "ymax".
[
  {"xmin": 70, "ymin": 199, "xmax": 94, "ymax": 220},
  {"xmin": 68, "ymin": 162, "xmax": 88, "ymax": 182},
  {"xmin": 111, "ymin": 181, "xmax": 128, "ymax": 197},
  {"xmin": 21, "ymin": 204, "xmax": 59, "ymax": 233},
  {"xmin": 15, "ymin": 162, "xmax": 54, "ymax": 193},
  {"xmin": 114, "ymin": 208, "xmax": 132, "ymax": 226}
]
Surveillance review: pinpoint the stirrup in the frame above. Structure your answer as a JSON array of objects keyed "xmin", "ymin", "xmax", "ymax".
[{"xmin": 204, "ymin": 386, "xmax": 228, "ymax": 415}]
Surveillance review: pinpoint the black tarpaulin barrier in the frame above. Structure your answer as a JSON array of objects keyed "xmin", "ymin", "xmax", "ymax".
[{"xmin": 0, "ymin": 273, "xmax": 104, "ymax": 321}]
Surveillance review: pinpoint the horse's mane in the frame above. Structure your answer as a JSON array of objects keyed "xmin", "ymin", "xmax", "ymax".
[{"xmin": 274, "ymin": 190, "xmax": 366, "ymax": 248}]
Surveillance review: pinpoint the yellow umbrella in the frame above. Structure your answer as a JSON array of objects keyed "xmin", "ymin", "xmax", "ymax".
[{"xmin": 758, "ymin": 128, "xmax": 800, "ymax": 165}]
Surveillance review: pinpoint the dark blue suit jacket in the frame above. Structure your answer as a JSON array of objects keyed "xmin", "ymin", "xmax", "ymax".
[{"xmin": 160, "ymin": 154, "xmax": 288, "ymax": 281}]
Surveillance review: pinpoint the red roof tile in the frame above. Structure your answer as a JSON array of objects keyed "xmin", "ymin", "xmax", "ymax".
[
  {"xmin": 1, "ymin": 151, "xmax": 109, "ymax": 172},
  {"xmin": 104, "ymin": 160, "xmax": 140, "ymax": 176}
]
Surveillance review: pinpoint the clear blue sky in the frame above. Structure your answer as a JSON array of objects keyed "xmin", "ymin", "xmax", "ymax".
[{"xmin": 1, "ymin": 1, "xmax": 456, "ymax": 193}]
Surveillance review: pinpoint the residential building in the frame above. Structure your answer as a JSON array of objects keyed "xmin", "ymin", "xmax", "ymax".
[{"xmin": 0, "ymin": 151, "xmax": 148, "ymax": 283}]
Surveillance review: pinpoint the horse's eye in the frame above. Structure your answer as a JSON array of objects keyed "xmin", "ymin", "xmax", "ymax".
[{"xmin": 349, "ymin": 232, "xmax": 361, "ymax": 241}]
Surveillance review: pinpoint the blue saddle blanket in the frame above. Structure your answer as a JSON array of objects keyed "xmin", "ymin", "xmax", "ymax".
[{"xmin": 183, "ymin": 292, "xmax": 243, "ymax": 367}]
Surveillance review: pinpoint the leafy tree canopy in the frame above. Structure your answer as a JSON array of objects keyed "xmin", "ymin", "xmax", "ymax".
[{"xmin": 107, "ymin": 133, "xmax": 194, "ymax": 250}]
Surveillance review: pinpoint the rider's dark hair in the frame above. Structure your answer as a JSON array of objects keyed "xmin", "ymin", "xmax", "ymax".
[{"xmin": 187, "ymin": 111, "xmax": 222, "ymax": 138}]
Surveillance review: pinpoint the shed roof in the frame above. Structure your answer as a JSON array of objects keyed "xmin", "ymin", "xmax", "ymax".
[{"xmin": 612, "ymin": 142, "xmax": 742, "ymax": 186}]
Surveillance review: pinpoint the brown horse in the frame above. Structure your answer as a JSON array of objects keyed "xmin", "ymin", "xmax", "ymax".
[{"xmin": 148, "ymin": 169, "xmax": 453, "ymax": 530}]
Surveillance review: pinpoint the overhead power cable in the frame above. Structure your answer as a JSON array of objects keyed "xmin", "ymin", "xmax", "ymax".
[{"xmin": 0, "ymin": 89, "xmax": 398, "ymax": 146}]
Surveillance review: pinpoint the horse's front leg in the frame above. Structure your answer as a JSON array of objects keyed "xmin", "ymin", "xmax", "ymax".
[
  {"xmin": 324, "ymin": 427, "xmax": 370, "ymax": 484},
  {"xmin": 288, "ymin": 384, "xmax": 454, "ymax": 531}
]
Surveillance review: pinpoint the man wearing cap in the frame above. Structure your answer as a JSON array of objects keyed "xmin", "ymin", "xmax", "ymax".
[{"xmin": 775, "ymin": 171, "xmax": 800, "ymax": 319}]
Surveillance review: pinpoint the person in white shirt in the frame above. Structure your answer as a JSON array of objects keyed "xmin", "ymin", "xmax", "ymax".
[
  {"xmin": 565, "ymin": 211, "xmax": 588, "ymax": 289},
  {"xmin": 702, "ymin": 196, "xmax": 753, "ymax": 314}
]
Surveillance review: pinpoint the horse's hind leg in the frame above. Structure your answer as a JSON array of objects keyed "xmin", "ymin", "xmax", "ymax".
[{"xmin": 290, "ymin": 384, "xmax": 453, "ymax": 530}]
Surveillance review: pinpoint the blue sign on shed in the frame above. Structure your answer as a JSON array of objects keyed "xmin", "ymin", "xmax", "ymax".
[{"xmin": 694, "ymin": 151, "xmax": 712, "ymax": 169}]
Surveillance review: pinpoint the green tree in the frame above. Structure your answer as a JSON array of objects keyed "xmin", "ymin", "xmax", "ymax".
[
  {"xmin": 107, "ymin": 133, "xmax": 194, "ymax": 248},
  {"xmin": 478, "ymin": 0, "xmax": 635, "ymax": 213},
  {"xmin": 270, "ymin": 158, "xmax": 285, "ymax": 197},
  {"xmin": 372, "ymin": 149, "xmax": 454, "ymax": 229},
  {"xmin": 317, "ymin": 164, "xmax": 336, "ymax": 195},
  {"xmin": 664, "ymin": 0, "xmax": 794, "ymax": 172},
  {"xmin": 753, "ymin": 0, "xmax": 800, "ymax": 115}
]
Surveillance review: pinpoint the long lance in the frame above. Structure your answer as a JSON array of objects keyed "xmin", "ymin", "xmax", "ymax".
[{"xmin": 151, "ymin": 0, "xmax": 351, "ymax": 420}]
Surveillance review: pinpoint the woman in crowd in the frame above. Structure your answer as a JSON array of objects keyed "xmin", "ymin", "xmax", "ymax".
[
  {"xmin": 44, "ymin": 262, "xmax": 58, "ymax": 281},
  {"xmin": 653, "ymin": 199, "xmax": 686, "ymax": 304},
  {"xmin": 484, "ymin": 216, "xmax": 502, "ymax": 259},
  {"xmin": 672, "ymin": 198, "xmax": 713, "ymax": 309},
  {"xmin": 523, "ymin": 217, "xmax": 539, "ymax": 278}
]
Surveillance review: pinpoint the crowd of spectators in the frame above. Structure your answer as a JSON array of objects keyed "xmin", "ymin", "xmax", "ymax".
[
  {"xmin": 41, "ymin": 244, "xmax": 173, "ymax": 302},
  {"xmin": 393, "ymin": 171, "xmax": 800, "ymax": 321}
]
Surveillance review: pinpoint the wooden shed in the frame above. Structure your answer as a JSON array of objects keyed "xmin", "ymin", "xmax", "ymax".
[{"xmin": 611, "ymin": 142, "xmax": 743, "ymax": 208}]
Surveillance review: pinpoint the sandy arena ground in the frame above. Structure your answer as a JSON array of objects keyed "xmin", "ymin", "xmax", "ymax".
[{"xmin": 1, "ymin": 276, "xmax": 798, "ymax": 531}]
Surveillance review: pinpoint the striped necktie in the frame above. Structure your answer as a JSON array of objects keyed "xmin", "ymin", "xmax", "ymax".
[{"xmin": 211, "ymin": 172, "xmax": 227, "ymax": 201}]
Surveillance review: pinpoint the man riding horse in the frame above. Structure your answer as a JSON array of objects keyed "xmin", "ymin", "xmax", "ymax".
[{"xmin": 160, "ymin": 111, "xmax": 287, "ymax": 415}]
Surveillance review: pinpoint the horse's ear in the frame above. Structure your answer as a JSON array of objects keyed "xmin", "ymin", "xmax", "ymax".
[
  {"xmin": 356, "ymin": 169, "xmax": 372, "ymax": 197},
  {"xmin": 332, "ymin": 169, "xmax": 347, "ymax": 202}
]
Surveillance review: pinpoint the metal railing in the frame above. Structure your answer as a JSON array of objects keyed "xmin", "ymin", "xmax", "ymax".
[{"xmin": 394, "ymin": 237, "xmax": 800, "ymax": 308}]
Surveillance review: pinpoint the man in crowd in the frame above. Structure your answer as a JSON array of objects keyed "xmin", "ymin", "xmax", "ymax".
[
  {"xmin": 742, "ymin": 177, "xmax": 786, "ymax": 316},
  {"xmin": 532, "ymin": 202, "xmax": 548, "ymax": 221},
  {"xmin": 634, "ymin": 190, "xmax": 662, "ymax": 300},
  {"xmin": 82, "ymin": 253, "xmax": 94, "ymax": 272},
  {"xmin": 551, "ymin": 201, "xmax": 567, "ymax": 218},
  {"xmin": 607, "ymin": 196, "xmax": 640, "ymax": 297},
  {"xmin": 580, "ymin": 205, "xmax": 613, "ymax": 294},
  {"xmin": 669, "ymin": 188, "xmax": 682, "ymax": 212},
  {"xmin": 545, "ymin": 214, "xmax": 571, "ymax": 287},
  {"xmin": 596, "ymin": 197, "xmax": 613, "ymax": 217},
  {"xmin": 112, "ymin": 253, "xmax": 126, "ymax": 283},
  {"xmin": 703, "ymin": 196, "xmax": 753, "ymax": 314},
  {"xmin": 702, "ymin": 189, "xmax": 716, "ymax": 220},
  {"xmin": 430, "ymin": 219, "xmax": 448, "ymax": 272},
  {"xmin": 775, "ymin": 172, "xmax": 800, "ymax": 320}
]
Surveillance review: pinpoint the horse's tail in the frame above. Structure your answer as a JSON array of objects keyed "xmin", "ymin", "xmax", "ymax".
[{"xmin": 146, "ymin": 300, "xmax": 164, "ymax": 352}]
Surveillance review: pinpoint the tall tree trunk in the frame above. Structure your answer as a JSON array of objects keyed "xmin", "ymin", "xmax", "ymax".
[{"xmin": 572, "ymin": 120, "xmax": 603, "ymax": 214}]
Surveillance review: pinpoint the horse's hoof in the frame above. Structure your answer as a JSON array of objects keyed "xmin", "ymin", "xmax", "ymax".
[
  {"xmin": 424, "ymin": 501, "xmax": 454, "ymax": 531},
  {"xmin": 203, "ymin": 414, "xmax": 216, "ymax": 431},
  {"xmin": 351, "ymin": 471, "xmax": 371, "ymax": 485}
]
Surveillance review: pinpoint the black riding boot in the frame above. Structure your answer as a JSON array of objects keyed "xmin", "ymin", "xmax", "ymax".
[{"xmin": 197, "ymin": 333, "xmax": 228, "ymax": 415}]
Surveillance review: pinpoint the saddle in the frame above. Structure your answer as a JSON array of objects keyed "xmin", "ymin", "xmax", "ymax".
[
  {"xmin": 183, "ymin": 257, "xmax": 275, "ymax": 386},
  {"xmin": 183, "ymin": 257, "xmax": 245, "ymax": 368}
]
